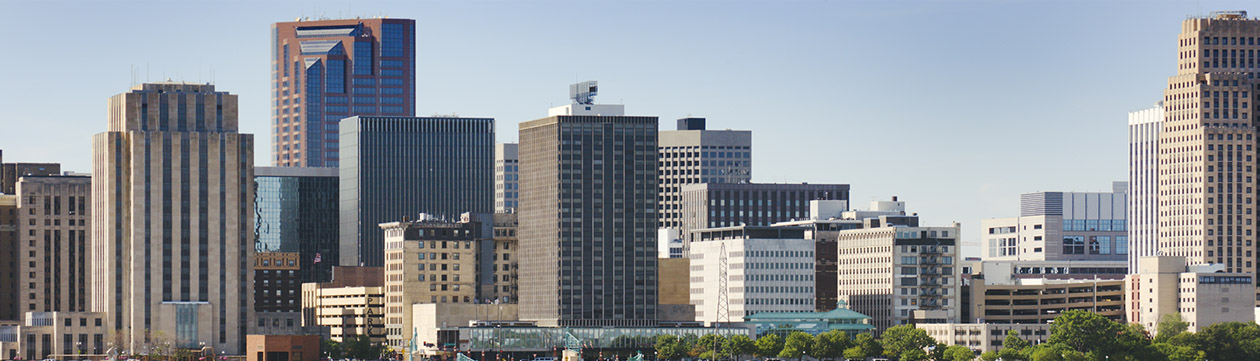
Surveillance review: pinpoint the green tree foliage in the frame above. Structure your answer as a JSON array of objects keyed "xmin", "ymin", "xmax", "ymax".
[
  {"xmin": 779, "ymin": 332, "xmax": 814, "ymax": 360},
  {"xmin": 1154, "ymin": 313, "xmax": 1189, "ymax": 343},
  {"xmin": 942, "ymin": 345, "xmax": 974, "ymax": 361},
  {"xmin": 1004, "ymin": 330, "xmax": 1031, "ymax": 351},
  {"xmin": 695, "ymin": 334, "xmax": 728, "ymax": 359},
  {"xmin": 879, "ymin": 325, "xmax": 936, "ymax": 360},
  {"xmin": 1151, "ymin": 342, "xmax": 1204, "ymax": 361},
  {"xmin": 755, "ymin": 333, "xmax": 784, "ymax": 358},
  {"xmin": 810, "ymin": 330, "xmax": 849, "ymax": 359},
  {"xmin": 656, "ymin": 335, "xmax": 689, "ymax": 361},
  {"xmin": 725, "ymin": 334, "xmax": 756, "ymax": 360},
  {"xmin": 1188, "ymin": 322, "xmax": 1260, "ymax": 361},
  {"xmin": 322, "ymin": 339, "xmax": 344, "ymax": 360},
  {"xmin": 978, "ymin": 350, "xmax": 999, "ymax": 361},
  {"xmin": 1047, "ymin": 310, "xmax": 1130, "ymax": 355},
  {"xmin": 342, "ymin": 335, "xmax": 385, "ymax": 360}
]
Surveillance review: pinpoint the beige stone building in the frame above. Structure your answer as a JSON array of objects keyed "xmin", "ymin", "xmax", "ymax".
[
  {"xmin": 303, "ymin": 286, "xmax": 385, "ymax": 343},
  {"xmin": 380, "ymin": 217, "xmax": 480, "ymax": 350},
  {"xmin": 1131, "ymin": 256, "xmax": 1255, "ymax": 333},
  {"xmin": 0, "ymin": 311, "xmax": 110, "ymax": 360},
  {"xmin": 91, "ymin": 82, "xmax": 254, "ymax": 354},
  {"xmin": 918, "ymin": 323, "xmax": 1050, "ymax": 354},
  {"xmin": 16, "ymin": 176, "xmax": 92, "ymax": 315},
  {"xmin": 300, "ymin": 266, "xmax": 382, "ymax": 330},
  {"xmin": 835, "ymin": 220, "xmax": 961, "ymax": 333},
  {"xmin": 489, "ymin": 213, "xmax": 518, "ymax": 303},
  {"xmin": 1156, "ymin": 11, "xmax": 1260, "ymax": 305}
]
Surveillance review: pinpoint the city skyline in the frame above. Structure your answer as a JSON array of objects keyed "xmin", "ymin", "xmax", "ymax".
[{"xmin": 0, "ymin": 0, "xmax": 1257, "ymax": 253}]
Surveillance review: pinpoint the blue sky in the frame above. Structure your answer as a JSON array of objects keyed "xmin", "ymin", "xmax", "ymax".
[{"xmin": 1, "ymin": 0, "xmax": 1253, "ymax": 254}]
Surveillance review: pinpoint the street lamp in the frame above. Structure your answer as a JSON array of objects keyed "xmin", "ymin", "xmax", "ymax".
[{"xmin": 77, "ymin": 342, "xmax": 82, "ymax": 361}]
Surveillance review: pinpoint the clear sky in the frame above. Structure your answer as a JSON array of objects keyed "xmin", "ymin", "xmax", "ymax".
[{"xmin": 1, "ymin": 0, "xmax": 1254, "ymax": 255}]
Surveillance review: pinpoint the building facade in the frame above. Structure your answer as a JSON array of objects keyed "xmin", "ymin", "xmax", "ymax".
[
  {"xmin": 494, "ymin": 143, "xmax": 519, "ymax": 213},
  {"xmin": 0, "ymin": 311, "xmax": 110, "ymax": 360},
  {"xmin": 981, "ymin": 183, "xmax": 1128, "ymax": 262},
  {"xmin": 379, "ymin": 217, "xmax": 480, "ymax": 350},
  {"xmin": 1132, "ymin": 256, "xmax": 1256, "ymax": 333},
  {"xmin": 16, "ymin": 176, "xmax": 92, "ymax": 315},
  {"xmin": 657, "ymin": 118, "xmax": 752, "ymax": 230},
  {"xmin": 688, "ymin": 226, "xmax": 815, "ymax": 325},
  {"xmin": 1156, "ymin": 12, "xmax": 1260, "ymax": 304},
  {"xmin": 679, "ymin": 182, "xmax": 850, "ymax": 251},
  {"xmin": 254, "ymin": 166, "xmax": 339, "ymax": 283},
  {"xmin": 253, "ymin": 252, "xmax": 302, "ymax": 335},
  {"xmin": 338, "ymin": 116, "xmax": 494, "ymax": 267},
  {"xmin": 92, "ymin": 82, "xmax": 254, "ymax": 354},
  {"xmin": 304, "ymin": 286, "xmax": 385, "ymax": 343},
  {"xmin": 835, "ymin": 221, "xmax": 961, "ymax": 333},
  {"xmin": 270, "ymin": 18, "xmax": 416, "ymax": 167},
  {"xmin": 299, "ymin": 266, "xmax": 382, "ymax": 329},
  {"xmin": 518, "ymin": 107, "xmax": 660, "ymax": 327},
  {"xmin": 919, "ymin": 323, "xmax": 1050, "ymax": 354},
  {"xmin": 1128, "ymin": 103, "xmax": 1164, "ymax": 274},
  {"xmin": 0, "ymin": 195, "xmax": 15, "ymax": 321},
  {"xmin": 489, "ymin": 213, "xmax": 518, "ymax": 303}
]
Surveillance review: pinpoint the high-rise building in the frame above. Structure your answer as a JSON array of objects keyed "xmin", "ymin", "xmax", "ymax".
[
  {"xmin": 657, "ymin": 119, "xmax": 752, "ymax": 229},
  {"xmin": 1129, "ymin": 103, "xmax": 1164, "ymax": 274},
  {"xmin": 687, "ymin": 226, "xmax": 815, "ymax": 325},
  {"xmin": 494, "ymin": 143, "xmax": 519, "ymax": 213},
  {"xmin": 980, "ymin": 183, "xmax": 1128, "ymax": 262},
  {"xmin": 338, "ymin": 116, "xmax": 494, "ymax": 267},
  {"xmin": 679, "ymin": 182, "xmax": 849, "ymax": 251},
  {"xmin": 518, "ymin": 85, "xmax": 659, "ymax": 327},
  {"xmin": 254, "ymin": 166, "xmax": 339, "ymax": 283},
  {"xmin": 271, "ymin": 18, "xmax": 416, "ymax": 167},
  {"xmin": 834, "ymin": 218, "xmax": 961, "ymax": 333},
  {"xmin": 0, "ymin": 195, "xmax": 17, "ymax": 321},
  {"xmin": 379, "ymin": 216, "xmax": 481, "ymax": 350},
  {"xmin": 252, "ymin": 252, "xmax": 303, "ymax": 335},
  {"xmin": 1156, "ymin": 11, "xmax": 1260, "ymax": 304},
  {"xmin": 16, "ymin": 176, "xmax": 92, "ymax": 314},
  {"xmin": 0, "ymin": 156, "xmax": 60, "ymax": 195},
  {"xmin": 92, "ymin": 82, "xmax": 254, "ymax": 353}
]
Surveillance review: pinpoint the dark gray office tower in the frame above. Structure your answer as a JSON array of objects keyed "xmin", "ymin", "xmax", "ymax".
[
  {"xmin": 254, "ymin": 167, "xmax": 339, "ymax": 282},
  {"xmin": 680, "ymin": 183, "xmax": 850, "ymax": 246},
  {"xmin": 339, "ymin": 116, "xmax": 494, "ymax": 267},
  {"xmin": 518, "ymin": 113, "xmax": 660, "ymax": 327}
]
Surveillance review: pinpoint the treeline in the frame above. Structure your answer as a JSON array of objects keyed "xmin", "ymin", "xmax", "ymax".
[{"xmin": 654, "ymin": 310, "xmax": 1260, "ymax": 361}]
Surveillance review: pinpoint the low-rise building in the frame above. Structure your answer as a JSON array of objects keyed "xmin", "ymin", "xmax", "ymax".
[
  {"xmin": 918, "ymin": 323, "xmax": 1050, "ymax": 354},
  {"xmin": 245, "ymin": 334, "xmax": 319, "ymax": 361},
  {"xmin": 967, "ymin": 260, "xmax": 1127, "ymax": 324},
  {"xmin": 688, "ymin": 226, "xmax": 815, "ymax": 325},
  {"xmin": 0, "ymin": 311, "xmax": 110, "ymax": 360},
  {"xmin": 981, "ymin": 183, "xmax": 1128, "ymax": 262},
  {"xmin": 300, "ymin": 266, "xmax": 384, "ymax": 343},
  {"xmin": 743, "ymin": 302, "xmax": 874, "ymax": 338},
  {"xmin": 1131, "ymin": 256, "xmax": 1256, "ymax": 334}
]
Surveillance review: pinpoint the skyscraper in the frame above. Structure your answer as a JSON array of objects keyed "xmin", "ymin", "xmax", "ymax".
[
  {"xmin": 271, "ymin": 18, "xmax": 416, "ymax": 167},
  {"xmin": 92, "ymin": 82, "xmax": 254, "ymax": 353},
  {"xmin": 254, "ymin": 167, "xmax": 339, "ymax": 283},
  {"xmin": 339, "ymin": 116, "xmax": 494, "ymax": 267},
  {"xmin": 657, "ymin": 118, "xmax": 752, "ymax": 229},
  {"xmin": 1128, "ymin": 103, "xmax": 1164, "ymax": 274},
  {"xmin": 1156, "ymin": 11, "xmax": 1260, "ymax": 304},
  {"xmin": 518, "ymin": 84, "xmax": 660, "ymax": 326},
  {"xmin": 494, "ymin": 143, "xmax": 519, "ymax": 213},
  {"xmin": 16, "ymin": 175, "xmax": 92, "ymax": 314}
]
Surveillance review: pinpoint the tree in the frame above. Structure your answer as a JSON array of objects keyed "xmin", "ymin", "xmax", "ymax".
[
  {"xmin": 726, "ymin": 335, "xmax": 756, "ymax": 360},
  {"xmin": 343, "ymin": 335, "xmax": 385, "ymax": 360},
  {"xmin": 1154, "ymin": 313, "xmax": 1189, "ymax": 343},
  {"xmin": 879, "ymin": 325, "xmax": 935, "ymax": 360},
  {"xmin": 1004, "ymin": 330, "xmax": 1031, "ymax": 351},
  {"xmin": 811, "ymin": 330, "xmax": 849, "ymax": 360},
  {"xmin": 779, "ymin": 332, "xmax": 814, "ymax": 360},
  {"xmin": 978, "ymin": 350, "xmax": 998, "ymax": 361},
  {"xmin": 849, "ymin": 333, "xmax": 881, "ymax": 359},
  {"xmin": 322, "ymin": 339, "xmax": 344, "ymax": 360},
  {"xmin": 656, "ymin": 335, "xmax": 688, "ymax": 361},
  {"xmin": 1047, "ymin": 310, "xmax": 1127, "ymax": 355},
  {"xmin": 696, "ymin": 334, "xmax": 728, "ymax": 359},
  {"xmin": 1152, "ymin": 343, "xmax": 1204, "ymax": 361},
  {"xmin": 942, "ymin": 345, "xmax": 973, "ymax": 361},
  {"xmin": 755, "ymin": 334, "xmax": 784, "ymax": 358},
  {"xmin": 1188, "ymin": 322, "xmax": 1260, "ymax": 361}
]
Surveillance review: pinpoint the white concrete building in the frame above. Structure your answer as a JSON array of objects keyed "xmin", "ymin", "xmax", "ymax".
[
  {"xmin": 688, "ymin": 226, "xmax": 814, "ymax": 325},
  {"xmin": 981, "ymin": 183, "xmax": 1128, "ymax": 262},
  {"xmin": 836, "ymin": 222, "xmax": 962, "ymax": 333},
  {"xmin": 1128, "ymin": 103, "xmax": 1163, "ymax": 274}
]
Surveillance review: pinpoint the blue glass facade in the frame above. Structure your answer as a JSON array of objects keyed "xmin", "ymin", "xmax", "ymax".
[
  {"xmin": 254, "ymin": 167, "xmax": 339, "ymax": 282},
  {"xmin": 272, "ymin": 19, "xmax": 416, "ymax": 167},
  {"xmin": 339, "ymin": 116, "xmax": 494, "ymax": 267}
]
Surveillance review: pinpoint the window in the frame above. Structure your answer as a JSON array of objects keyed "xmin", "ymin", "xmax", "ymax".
[
  {"xmin": 382, "ymin": 23, "xmax": 407, "ymax": 57},
  {"xmin": 326, "ymin": 59, "xmax": 345, "ymax": 93},
  {"xmin": 353, "ymin": 42, "xmax": 373, "ymax": 75},
  {"xmin": 1117, "ymin": 236, "xmax": 1129, "ymax": 254},
  {"xmin": 1064, "ymin": 236, "xmax": 1085, "ymax": 254}
]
